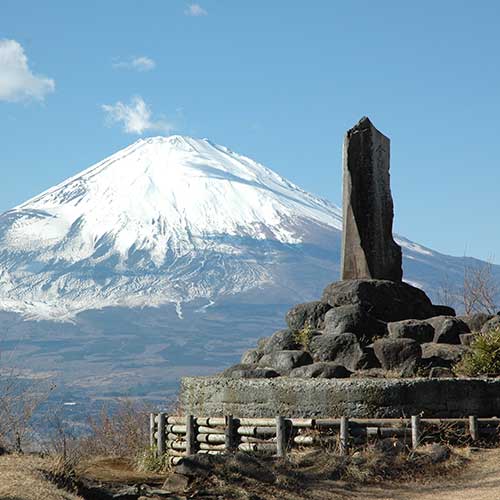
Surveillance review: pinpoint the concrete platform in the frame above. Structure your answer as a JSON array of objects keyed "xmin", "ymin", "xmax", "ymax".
[{"xmin": 180, "ymin": 376, "xmax": 500, "ymax": 418}]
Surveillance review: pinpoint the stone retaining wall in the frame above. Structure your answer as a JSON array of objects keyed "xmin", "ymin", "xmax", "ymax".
[{"xmin": 180, "ymin": 376, "xmax": 500, "ymax": 418}]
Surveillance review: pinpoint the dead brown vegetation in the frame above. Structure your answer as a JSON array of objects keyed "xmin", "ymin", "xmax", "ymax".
[
  {"xmin": 437, "ymin": 259, "xmax": 499, "ymax": 315},
  {"xmin": 0, "ymin": 369, "xmax": 54, "ymax": 453},
  {"xmin": 176, "ymin": 443, "xmax": 468, "ymax": 500},
  {"xmin": 463, "ymin": 260, "xmax": 499, "ymax": 315},
  {"xmin": 0, "ymin": 454, "xmax": 83, "ymax": 500}
]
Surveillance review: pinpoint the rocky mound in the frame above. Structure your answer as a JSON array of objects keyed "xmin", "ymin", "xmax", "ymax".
[{"xmin": 223, "ymin": 279, "xmax": 498, "ymax": 380}]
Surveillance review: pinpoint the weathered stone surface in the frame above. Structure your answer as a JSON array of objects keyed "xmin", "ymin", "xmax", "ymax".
[
  {"xmin": 175, "ymin": 454, "xmax": 221, "ymax": 478},
  {"xmin": 459, "ymin": 313, "xmax": 494, "ymax": 332},
  {"xmin": 350, "ymin": 368, "xmax": 388, "ymax": 378},
  {"xmin": 433, "ymin": 305, "xmax": 456, "ymax": 317},
  {"xmin": 340, "ymin": 117, "xmax": 402, "ymax": 282},
  {"xmin": 359, "ymin": 345, "xmax": 382, "ymax": 369},
  {"xmin": 427, "ymin": 316, "xmax": 470, "ymax": 344},
  {"xmin": 421, "ymin": 343, "xmax": 469, "ymax": 364},
  {"xmin": 285, "ymin": 301, "xmax": 331, "ymax": 331},
  {"xmin": 481, "ymin": 316, "xmax": 500, "ymax": 333},
  {"xmin": 459, "ymin": 333, "xmax": 476, "ymax": 346},
  {"xmin": 429, "ymin": 367, "xmax": 455, "ymax": 378},
  {"xmin": 418, "ymin": 356, "xmax": 453, "ymax": 371},
  {"xmin": 261, "ymin": 329, "xmax": 300, "ymax": 354},
  {"xmin": 162, "ymin": 473, "xmax": 190, "ymax": 493},
  {"xmin": 222, "ymin": 364, "xmax": 279, "ymax": 379},
  {"xmin": 323, "ymin": 304, "xmax": 386, "ymax": 341},
  {"xmin": 258, "ymin": 350, "xmax": 313, "ymax": 372},
  {"xmin": 240, "ymin": 348, "xmax": 263, "ymax": 365},
  {"xmin": 427, "ymin": 444, "xmax": 450, "ymax": 463},
  {"xmin": 289, "ymin": 362, "xmax": 352, "ymax": 379},
  {"xmin": 257, "ymin": 337, "xmax": 269, "ymax": 349},
  {"xmin": 309, "ymin": 333, "xmax": 364, "ymax": 370},
  {"xmin": 373, "ymin": 338, "xmax": 422, "ymax": 373},
  {"xmin": 387, "ymin": 319, "xmax": 434, "ymax": 343},
  {"xmin": 321, "ymin": 279, "xmax": 435, "ymax": 322},
  {"xmin": 176, "ymin": 453, "xmax": 275, "ymax": 484},
  {"xmin": 180, "ymin": 376, "xmax": 500, "ymax": 418}
]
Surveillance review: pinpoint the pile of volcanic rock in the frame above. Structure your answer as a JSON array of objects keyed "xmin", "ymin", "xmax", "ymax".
[{"xmin": 222, "ymin": 279, "xmax": 500, "ymax": 380}]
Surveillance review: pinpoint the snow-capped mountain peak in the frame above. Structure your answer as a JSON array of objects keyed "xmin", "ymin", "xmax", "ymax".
[
  {"xmin": 11, "ymin": 135, "xmax": 341, "ymax": 260},
  {"xmin": 0, "ymin": 136, "xmax": 343, "ymax": 318},
  {"xmin": 0, "ymin": 135, "xmax": 495, "ymax": 321}
]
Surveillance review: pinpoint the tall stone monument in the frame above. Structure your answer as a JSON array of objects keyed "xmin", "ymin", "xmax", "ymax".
[{"xmin": 341, "ymin": 117, "xmax": 403, "ymax": 282}]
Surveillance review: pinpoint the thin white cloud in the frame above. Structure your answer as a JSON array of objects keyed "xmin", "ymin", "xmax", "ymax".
[
  {"xmin": 0, "ymin": 39, "xmax": 55, "ymax": 102},
  {"xmin": 185, "ymin": 3, "xmax": 208, "ymax": 16},
  {"xmin": 113, "ymin": 56, "xmax": 156, "ymax": 72},
  {"xmin": 102, "ymin": 96, "xmax": 173, "ymax": 135}
]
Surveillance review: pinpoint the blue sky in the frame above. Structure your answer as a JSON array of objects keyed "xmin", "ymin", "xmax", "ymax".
[{"xmin": 1, "ymin": 0, "xmax": 499, "ymax": 261}]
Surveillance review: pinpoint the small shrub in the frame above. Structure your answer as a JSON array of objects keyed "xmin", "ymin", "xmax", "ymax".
[
  {"xmin": 293, "ymin": 325, "xmax": 314, "ymax": 350},
  {"xmin": 0, "ymin": 372, "xmax": 55, "ymax": 452},
  {"xmin": 454, "ymin": 327, "xmax": 500, "ymax": 376},
  {"xmin": 78, "ymin": 399, "xmax": 152, "ymax": 459},
  {"xmin": 137, "ymin": 445, "xmax": 167, "ymax": 472}
]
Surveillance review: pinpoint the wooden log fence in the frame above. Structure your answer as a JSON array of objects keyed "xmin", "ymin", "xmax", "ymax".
[{"xmin": 151, "ymin": 414, "xmax": 500, "ymax": 465}]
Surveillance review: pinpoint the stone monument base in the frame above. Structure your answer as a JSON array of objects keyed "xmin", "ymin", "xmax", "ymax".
[{"xmin": 180, "ymin": 376, "xmax": 500, "ymax": 418}]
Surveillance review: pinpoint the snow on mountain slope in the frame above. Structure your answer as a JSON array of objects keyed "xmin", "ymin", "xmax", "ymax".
[
  {"xmin": 0, "ymin": 135, "xmax": 491, "ymax": 320},
  {"xmin": 0, "ymin": 136, "xmax": 343, "ymax": 319}
]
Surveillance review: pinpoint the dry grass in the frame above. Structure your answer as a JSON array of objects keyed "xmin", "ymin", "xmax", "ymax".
[
  {"xmin": 66, "ymin": 399, "xmax": 152, "ymax": 460},
  {"xmin": 180, "ymin": 443, "xmax": 468, "ymax": 500},
  {"xmin": 0, "ymin": 372, "xmax": 54, "ymax": 453},
  {"xmin": 0, "ymin": 454, "xmax": 83, "ymax": 500}
]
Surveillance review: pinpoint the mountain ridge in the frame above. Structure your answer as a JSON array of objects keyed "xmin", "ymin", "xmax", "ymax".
[{"xmin": 0, "ymin": 135, "xmax": 496, "ymax": 321}]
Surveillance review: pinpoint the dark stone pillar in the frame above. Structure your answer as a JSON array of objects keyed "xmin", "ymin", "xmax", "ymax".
[{"xmin": 341, "ymin": 117, "xmax": 402, "ymax": 281}]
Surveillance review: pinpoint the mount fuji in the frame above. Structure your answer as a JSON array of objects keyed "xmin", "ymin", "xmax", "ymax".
[
  {"xmin": 0, "ymin": 136, "xmax": 497, "ymax": 414},
  {"xmin": 0, "ymin": 135, "xmax": 476, "ymax": 320}
]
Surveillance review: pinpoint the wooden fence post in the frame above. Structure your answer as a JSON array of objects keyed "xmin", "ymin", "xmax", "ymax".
[
  {"xmin": 276, "ymin": 416, "xmax": 287, "ymax": 458},
  {"xmin": 469, "ymin": 415, "xmax": 479, "ymax": 442},
  {"xmin": 186, "ymin": 415, "xmax": 197, "ymax": 456},
  {"xmin": 411, "ymin": 415, "xmax": 420, "ymax": 450},
  {"xmin": 157, "ymin": 413, "xmax": 166, "ymax": 457},
  {"xmin": 149, "ymin": 413, "xmax": 156, "ymax": 449},
  {"xmin": 225, "ymin": 415, "xmax": 237, "ymax": 452},
  {"xmin": 340, "ymin": 416, "xmax": 349, "ymax": 455}
]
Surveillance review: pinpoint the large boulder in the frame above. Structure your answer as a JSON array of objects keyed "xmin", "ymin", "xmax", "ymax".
[
  {"xmin": 481, "ymin": 316, "xmax": 500, "ymax": 333},
  {"xmin": 429, "ymin": 367, "xmax": 455, "ymax": 378},
  {"xmin": 261, "ymin": 329, "xmax": 300, "ymax": 354},
  {"xmin": 387, "ymin": 319, "xmax": 434, "ymax": 343},
  {"xmin": 433, "ymin": 305, "xmax": 456, "ymax": 317},
  {"xmin": 458, "ymin": 313, "xmax": 494, "ymax": 332},
  {"xmin": 222, "ymin": 364, "xmax": 279, "ymax": 379},
  {"xmin": 350, "ymin": 368, "xmax": 389, "ymax": 378},
  {"xmin": 323, "ymin": 304, "xmax": 386, "ymax": 342},
  {"xmin": 421, "ymin": 343, "xmax": 469, "ymax": 364},
  {"xmin": 359, "ymin": 345, "xmax": 382, "ymax": 369},
  {"xmin": 418, "ymin": 356, "xmax": 453, "ymax": 373},
  {"xmin": 321, "ymin": 279, "xmax": 435, "ymax": 322},
  {"xmin": 289, "ymin": 362, "xmax": 352, "ymax": 379},
  {"xmin": 459, "ymin": 333, "xmax": 476, "ymax": 346},
  {"xmin": 258, "ymin": 350, "xmax": 313, "ymax": 372},
  {"xmin": 257, "ymin": 337, "xmax": 269, "ymax": 351},
  {"xmin": 427, "ymin": 316, "xmax": 470, "ymax": 344},
  {"xmin": 372, "ymin": 338, "xmax": 422, "ymax": 374},
  {"xmin": 285, "ymin": 301, "xmax": 332, "ymax": 331},
  {"xmin": 309, "ymin": 333, "xmax": 366, "ymax": 370},
  {"xmin": 240, "ymin": 348, "xmax": 263, "ymax": 365}
]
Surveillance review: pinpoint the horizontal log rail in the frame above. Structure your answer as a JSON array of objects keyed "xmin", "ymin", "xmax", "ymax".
[{"xmin": 152, "ymin": 413, "xmax": 500, "ymax": 465}]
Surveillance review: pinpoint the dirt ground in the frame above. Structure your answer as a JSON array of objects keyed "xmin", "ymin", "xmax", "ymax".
[
  {"xmin": 2, "ymin": 449, "xmax": 500, "ymax": 500},
  {"xmin": 337, "ymin": 448, "xmax": 500, "ymax": 500}
]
